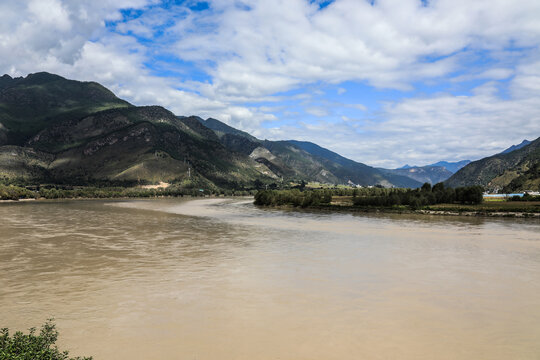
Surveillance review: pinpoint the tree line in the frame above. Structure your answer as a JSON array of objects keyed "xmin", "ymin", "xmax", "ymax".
[
  {"xmin": 254, "ymin": 182, "xmax": 484, "ymax": 209},
  {"xmin": 0, "ymin": 184, "xmax": 256, "ymax": 201}
]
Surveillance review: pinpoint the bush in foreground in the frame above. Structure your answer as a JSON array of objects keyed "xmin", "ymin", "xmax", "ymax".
[{"xmin": 0, "ymin": 320, "xmax": 92, "ymax": 360}]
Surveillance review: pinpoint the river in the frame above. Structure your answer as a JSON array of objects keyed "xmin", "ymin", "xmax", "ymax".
[{"xmin": 1, "ymin": 198, "xmax": 539, "ymax": 359}]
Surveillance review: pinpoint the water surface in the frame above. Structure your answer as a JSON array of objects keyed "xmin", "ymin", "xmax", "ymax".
[{"xmin": 1, "ymin": 198, "xmax": 539, "ymax": 359}]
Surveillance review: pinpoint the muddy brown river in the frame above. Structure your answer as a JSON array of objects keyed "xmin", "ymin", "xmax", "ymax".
[{"xmin": 1, "ymin": 198, "xmax": 539, "ymax": 359}]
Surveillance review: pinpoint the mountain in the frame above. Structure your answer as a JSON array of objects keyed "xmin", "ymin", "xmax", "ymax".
[
  {"xmin": 200, "ymin": 116, "xmax": 422, "ymax": 187},
  {"xmin": 379, "ymin": 165, "xmax": 454, "ymax": 185},
  {"xmin": 199, "ymin": 117, "xmax": 258, "ymax": 142},
  {"xmin": 428, "ymin": 160, "xmax": 471, "ymax": 173},
  {"xmin": 385, "ymin": 160, "xmax": 470, "ymax": 185},
  {"xmin": 500, "ymin": 139, "xmax": 531, "ymax": 154},
  {"xmin": 0, "ymin": 72, "xmax": 130, "ymax": 145},
  {"xmin": 396, "ymin": 160, "xmax": 470, "ymax": 174},
  {"xmin": 0, "ymin": 73, "xmax": 272, "ymax": 188},
  {"xmin": 286, "ymin": 140, "xmax": 422, "ymax": 188},
  {"xmin": 445, "ymin": 137, "xmax": 540, "ymax": 191}
]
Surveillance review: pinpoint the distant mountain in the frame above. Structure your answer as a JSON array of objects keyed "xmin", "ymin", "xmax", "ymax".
[
  {"xmin": 445, "ymin": 137, "xmax": 540, "ymax": 191},
  {"xmin": 396, "ymin": 160, "xmax": 470, "ymax": 174},
  {"xmin": 500, "ymin": 139, "xmax": 531, "ymax": 154},
  {"xmin": 428, "ymin": 160, "xmax": 471, "ymax": 174},
  {"xmin": 379, "ymin": 166, "xmax": 454, "ymax": 185},
  {"xmin": 385, "ymin": 160, "xmax": 470, "ymax": 185}
]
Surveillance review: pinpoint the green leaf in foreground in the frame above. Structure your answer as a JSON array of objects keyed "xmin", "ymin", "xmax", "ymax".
[{"xmin": 0, "ymin": 320, "xmax": 92, "ymax": 360}]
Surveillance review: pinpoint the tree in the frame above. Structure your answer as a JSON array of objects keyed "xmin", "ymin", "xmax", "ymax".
[
  {"xmin": 253, "ymin": 179, "xmax": 263, "ymax": 190},
  {"xmin": 421, "ymin": 182, "xmax": 432, "ymax": 192},
  {"xmin": 456, "ymin": 185, "xmax": 483, "ymax": 204},
  {"xmin": 432, "ymin": 182, "xmax": 444, "ymax": 193}
]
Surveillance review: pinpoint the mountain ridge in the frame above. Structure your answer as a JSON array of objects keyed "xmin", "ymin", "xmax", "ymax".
[{"xmin": 500, "ymin": 139, "xmax": 531, "ymax": 154}]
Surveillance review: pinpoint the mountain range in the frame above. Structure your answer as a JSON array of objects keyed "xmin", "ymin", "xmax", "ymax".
[
  {"xmin": 1, "ymin": 72, "xmax": 538, "ymax": 191},
  {"xmin": 0, "ymin": 72, "xmax": 421, "ymax": 189}
]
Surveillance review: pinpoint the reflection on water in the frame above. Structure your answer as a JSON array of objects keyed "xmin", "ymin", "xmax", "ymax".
[{"xmin": 1, "ymin": 198, "xmax": 540, "ymax": 359}]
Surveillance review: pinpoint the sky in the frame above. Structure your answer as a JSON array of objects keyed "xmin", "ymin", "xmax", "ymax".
[{"xmin": 1, "ymin": 0, "xmax": 539, "ymax": 168}]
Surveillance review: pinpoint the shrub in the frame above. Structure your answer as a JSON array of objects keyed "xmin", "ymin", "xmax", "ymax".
[{"xmin": 0, "ymin": 320, "xmax": 92, "ymax": 360}]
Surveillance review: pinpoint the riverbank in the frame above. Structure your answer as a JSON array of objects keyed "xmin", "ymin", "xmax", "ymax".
[
  {"xmin": 256, "ymin": 202, "xmax": 540, "ymax": 218},
  {"xmin": 254, "ymin": 188, "xmax": 540, "ymax": 218}
]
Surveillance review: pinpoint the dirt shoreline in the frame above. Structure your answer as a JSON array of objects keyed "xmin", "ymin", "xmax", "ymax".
[{"xmin": 259, "ymin": 203, "xmax": 540, "ymax": 218}]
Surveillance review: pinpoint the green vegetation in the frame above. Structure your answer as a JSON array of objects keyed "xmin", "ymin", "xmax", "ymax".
[
  {"xmin": 0, "ymin": 320, "xmax": 92, "ymax": 360},
  {"xmin": 0, "ymin": 72, "xmax": 130, "ymax": 144},
  {"xmin": 255, "ymin": 188, "xmax": 333, "ymax": 207},
  {"xmin": 0, "ymin": 73, "xmax": 276, "ymax": 190},
  {"xmin": 255, "ymin": 183, "xmax": 484, "ymax": 209},
  {"xmin": 502, "ymin": 163, "xmax": 540, "ymax": 193},
  {"xmin": 0, "ymin": 183, "xmax": 256, "ymax": 201},
  {"xmin": 0, "ymin": 184, "xmax": 36, "ymax": 200},
  {"xmin": 508, "ymin": 192, "xmax": 540, "ymax": 202}
]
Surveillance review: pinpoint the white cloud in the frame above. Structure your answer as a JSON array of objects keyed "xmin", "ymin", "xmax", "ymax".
[
  {"xmin": 168, "ymin": 0, "xmax": 540, "ymax": 98},
  {"xmin": 305, "ymin": 107, "xmax": 329, "ymax": 117},
  {"xmin": 28, "ymin": 0, "xmax": 71, "ymax": 31},
  {"xmin": 263, "ymin": 67, "xmax": 540, "ymax": 168},
  {"xmin": 1, "ymin": 0, "xmax": 540, "ymax": 168},
  {"xmin": 0, "ymin": 0, "xmax": 155, "ymax": 72}
]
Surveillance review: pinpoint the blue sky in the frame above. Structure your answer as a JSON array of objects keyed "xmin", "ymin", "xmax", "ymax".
[{"xmin": 1, "ymin": 0, "xmax": 539, "ymax": 167}]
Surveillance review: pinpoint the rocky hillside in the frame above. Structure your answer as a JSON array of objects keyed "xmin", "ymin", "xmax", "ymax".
[
  {"xmin": 286, "ymin": 140, "xmax": 422, "ymax": 187},
  {"xmin": 445, "ymin": 136, "xmax": 540, "ymax": 191},
  {"xmin": 0, "ymin": 73, "xmax": 272, "ymax": 188},
  {"xmin": 200, "ymin": 118, "xmax": 422, "ymax": 187}
]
